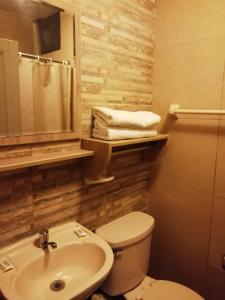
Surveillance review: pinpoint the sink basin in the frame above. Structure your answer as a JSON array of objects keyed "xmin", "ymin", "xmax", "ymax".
[
  {"xmin": 15, "ymin": 243, "xmax": 106, "ymax": 300},
  {"xmin": 0, "ymin": 222, "xmax": 114, "ymax": 300}
]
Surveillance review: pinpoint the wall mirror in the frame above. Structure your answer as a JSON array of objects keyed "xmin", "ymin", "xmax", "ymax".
[{"xmin": 0, "ymin": 0, "xmax": 81, "ymax": 145}]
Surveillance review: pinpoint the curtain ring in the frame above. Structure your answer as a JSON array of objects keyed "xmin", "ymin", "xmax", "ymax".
[
  {"xmin": 63, "ymin": 60, "xmax": 69, "ymax": 67},
  {"xmin": 36, "ymin": 55, "xmax": 40, "ymax": 63}
]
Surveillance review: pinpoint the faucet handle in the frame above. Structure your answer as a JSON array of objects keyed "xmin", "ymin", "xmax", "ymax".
[
  {"xmin": 39, "ymin": 229, "xmax": 49, "ymax": 238},
  {"xmin": 39, "ymin": 229, "xmax": 49, "ymax": 248},
  {"xmin": 39, "ymin": 228, "xmax": 49, "ymax": 234}
]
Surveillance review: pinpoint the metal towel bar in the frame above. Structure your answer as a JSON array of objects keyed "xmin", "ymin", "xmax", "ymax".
[{"xmin": 169, "ymin": 104, "xmax": 225, "ymax": 116}]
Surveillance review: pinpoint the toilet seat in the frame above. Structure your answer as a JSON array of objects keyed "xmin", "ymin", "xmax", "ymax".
[{"xmin": 142, "ymin": 280, "xmax": 204, "ymax": 300}]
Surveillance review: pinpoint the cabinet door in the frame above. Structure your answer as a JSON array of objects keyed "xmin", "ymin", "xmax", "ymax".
[{"xmin": 0, "ymin": 38, "xmax": 21, "ymax": 136}]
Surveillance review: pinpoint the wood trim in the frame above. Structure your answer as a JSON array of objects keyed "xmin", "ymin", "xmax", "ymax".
[
  {"xmin": 73, "ymin": 8, "xmax": 82, "ymax": 135},
  {"xmin": 82, "ymin": 139, "xmax": 112, "ymax": 178},
  {"xmin": 81, "ymin": 134, "xmax": 169, "ymax": 180},
  {"xmin": 83, "ymin": 134, "xmax": 169, "ymax": 147},
  {"xmin": 44, "ymin": 0, "xmax": 80, "ymax": 12},
  {"xmin": 0, "ymin": 149, "xmax": 94, "ymax": 173},
  {"xmin": 0, "ymin": 39, "xmax": 21, "ymax": 136}
]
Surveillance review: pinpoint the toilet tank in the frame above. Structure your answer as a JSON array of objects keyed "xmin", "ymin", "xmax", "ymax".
[{"xmin": 96, "ymin": 211, "xmax": 155, "ymax": 296}]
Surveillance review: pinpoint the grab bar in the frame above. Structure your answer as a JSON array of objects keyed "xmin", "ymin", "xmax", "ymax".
[{"xmin": 169, "ymin": 104, "xmax": 225, "ymax": 116}]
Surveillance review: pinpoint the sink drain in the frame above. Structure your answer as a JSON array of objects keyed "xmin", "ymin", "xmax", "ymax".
[{"xmin": 50, "ymin": 280, "xmax": 65, "ymax": 292}]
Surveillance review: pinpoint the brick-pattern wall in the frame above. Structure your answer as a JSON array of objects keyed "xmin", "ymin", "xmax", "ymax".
[
  {"xmin": 0, "ymin": 147, "xmax": 150, "ymax": 247},
  {"xmin": 0, "ymin": 0, "xmax": 155, "ymax": 248},
  {"xmin": 78, "ymin": 0, "xmax": 155, "ymax": 135}
]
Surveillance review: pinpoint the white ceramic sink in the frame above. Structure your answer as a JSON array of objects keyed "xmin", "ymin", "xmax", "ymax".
[{"xmin": 0, "ymin": 222, "xmax": 114, "ymax": 300}]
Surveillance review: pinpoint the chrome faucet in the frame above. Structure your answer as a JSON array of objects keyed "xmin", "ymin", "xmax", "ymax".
[{"xmin": 39, "ymin": 229, "xmax": 57, "ymax": 249}]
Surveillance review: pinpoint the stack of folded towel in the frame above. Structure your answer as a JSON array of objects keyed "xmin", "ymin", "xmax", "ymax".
[{"xmin": 92, "ymin": 106, "xmax": 161, "ymax": 140}]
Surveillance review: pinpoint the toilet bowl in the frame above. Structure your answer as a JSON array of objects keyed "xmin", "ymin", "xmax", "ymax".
[{"xmin": 96, "ymin": 211, "xmax": 204, "ymax": 300}]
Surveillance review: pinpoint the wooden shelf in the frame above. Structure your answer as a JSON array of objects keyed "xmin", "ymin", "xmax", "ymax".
[
  {"xmin": 82, "ymin": 134, "xmax": 169, "ymax": 147},
  {"xmin": 81, "ymin": 134, "xmax": 169, "ymax": 182},
  {"xmin": 0, "ymin": 134, "xmax": 168, "ymax": 178},
  {"xmin": 0, "ymin": 149, "xmax": 94, "ymax": 173}
]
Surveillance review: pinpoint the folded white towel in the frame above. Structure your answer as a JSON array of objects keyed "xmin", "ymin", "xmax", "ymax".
[
  {"xmin": 92, "ymin": 127, "xmax": 158, "ymax": 141},
  {"xmin": 93, "ymin": 106, "xmax": 161, "ymax": 128},
  {"xmin": 94, "ymin": 118, "xmax": 136, "ymax": 131}
]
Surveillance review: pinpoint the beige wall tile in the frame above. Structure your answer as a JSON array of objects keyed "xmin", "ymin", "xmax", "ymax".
[
  {"xmin": 214, "ymin": 121, "xmax": 225, "ymax": 198},
  {"xmin": 156, "ymin": 0, "xmax": 225, "ymax": 48},
  {"xmin": 208, "ymin": 196, "xmax": 225, "ymax": 270},
  {"xmin": 206, "ymin": 266, "xmax": 225, "ymax": 300},
  {"xmin": 150, "ymin": 245, "xmax": 207, "ymax": 297},
  {"xmin": 152, "ymin": 1, "xmax": 225, "ymax": 298},
  {"xmin": 149, "ymin": 182, "xmax": 212, "ymax": 264},
  {"xmin": 152, "ymin": 36, "xmax": 225, "ymax": 123},
  {"xmin": 150, "ymin": 119, "xmax": 218, "ymax": 195}
]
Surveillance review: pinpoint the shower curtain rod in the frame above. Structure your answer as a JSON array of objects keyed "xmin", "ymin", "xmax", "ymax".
[
  {"xmin": 169, "ymin": 104, "xmax": 225, "ymax": 116},
  {"xmin": 18, "ymin": 52, "xmax": 70, "ymax": 65}
]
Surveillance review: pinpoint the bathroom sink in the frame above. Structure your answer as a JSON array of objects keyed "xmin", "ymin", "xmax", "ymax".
[
  {"xmin": 0, "ymin": 222, "xmax": 114, "ymax": 300},
  {"xmin": 15, "ymin": 243, "xmax": 106, "ymax": 300}
]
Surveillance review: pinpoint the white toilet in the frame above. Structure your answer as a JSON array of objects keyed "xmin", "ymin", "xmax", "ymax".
[{"xmin": 96, "ymin": 211, "xmax": 204, "ymax": 300}]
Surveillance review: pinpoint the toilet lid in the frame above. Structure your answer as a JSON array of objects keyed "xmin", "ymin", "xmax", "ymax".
[
  {"xmin": 96, "ymin": 211, "xmax": 154, "ymax": 248},
  {"xmin": 142, "ymin": 280, "xmax": 204, "ymax": 300}
]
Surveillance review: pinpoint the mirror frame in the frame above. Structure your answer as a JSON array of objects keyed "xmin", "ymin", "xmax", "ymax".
[{"xmin": 0, "ymin": 0, "xmax": 81, "ymax": 146}]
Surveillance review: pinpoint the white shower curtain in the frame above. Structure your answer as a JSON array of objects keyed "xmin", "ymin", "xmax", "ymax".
[{"xmin": 19, "ymin": 57, "xmax": 72, "ymax": 135}]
